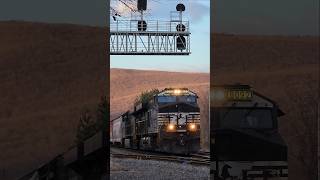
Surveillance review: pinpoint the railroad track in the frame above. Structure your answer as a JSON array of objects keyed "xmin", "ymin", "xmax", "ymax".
[
  {"xmin": 110, "ymin": 147, "xmax": 210, "ymax": 166},
  {"xmin": 190, "ymin": 151, "xmax": 210, "ymax": 159}
]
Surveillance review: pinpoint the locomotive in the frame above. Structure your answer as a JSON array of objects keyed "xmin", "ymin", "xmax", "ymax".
[
  {"xmin": 210, "ymin": 85, "xmax": 288, "ymax": 179},
  {"xmin": 111, "ymin": 88, "xmax": 201, "ymax": 154}
]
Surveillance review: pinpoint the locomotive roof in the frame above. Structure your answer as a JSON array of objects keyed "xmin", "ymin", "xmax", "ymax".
[
  {"xmin": 156, "ymin": 88, "xmax": 198, "ymax": 97},
  {"xmin": 111, "ymin": 111, "xmax": 130, "ymax": 122},
  {"xmin": 212, "ymin": 84, "xmax": 284, "ymax": 116}
]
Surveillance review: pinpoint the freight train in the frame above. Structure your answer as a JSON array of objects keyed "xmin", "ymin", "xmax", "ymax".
[
  {"xmin": 111, "ymin": 88, "xmax": 201, "ymax": 154},
  {"xmin": 211, "ymin": 84, "xmax": 288, "ymax": 179}
]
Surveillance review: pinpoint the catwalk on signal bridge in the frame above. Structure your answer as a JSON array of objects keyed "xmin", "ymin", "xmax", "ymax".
[{"xmin": 110, "ymin": 1, "xmax": 191, "ymax": 56}]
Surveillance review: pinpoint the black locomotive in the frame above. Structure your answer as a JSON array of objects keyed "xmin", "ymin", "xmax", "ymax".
[
  {"xmin": 111, "ymin": 88, "xmax": 201, "ymax": 154},
  {"xmin": 210, "ymin": 85, "xmax": 288, "ymax": 179}
]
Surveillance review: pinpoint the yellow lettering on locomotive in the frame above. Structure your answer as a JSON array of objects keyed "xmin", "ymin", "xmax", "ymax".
[{"xmin": 225, "ymin": 89, "xmax": 252, "ymax": 101}]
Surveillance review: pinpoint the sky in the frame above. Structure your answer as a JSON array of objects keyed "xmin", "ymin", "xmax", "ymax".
[
  {"xmin": 0, "ymin": 0, "xmax": 318, "ymax": 72},
  {"xmin": 213, "ymin": 0, "xmax": 319, "ymax": 36},
  {"xmin": 1, "ymin": 0, "xmax": 318, "ymax": 34},
  {"xmin": 0, "ymin": 0, "xmax": 107, "ymax": 26},
  {"xmin": 110, "ymin": 0, "xmax": 211, "ymax": 73}
]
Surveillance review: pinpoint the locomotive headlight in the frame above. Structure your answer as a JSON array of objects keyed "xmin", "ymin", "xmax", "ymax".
[
  {"xmin": 173, "ymin": 89, "xmax": 181, "ymax": 95},
  {"xmin": 188, "ymin": 123, "xmax": 197, "ymax": 131},
  {"xmin": 167, "ymin": 124, "xmax": 176, "ymax": 131}
]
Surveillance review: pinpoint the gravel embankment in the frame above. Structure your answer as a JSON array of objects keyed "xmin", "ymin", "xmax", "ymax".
[{"xmin": 111, "ymin": 157, "xmax": 210, "ymax": 180}]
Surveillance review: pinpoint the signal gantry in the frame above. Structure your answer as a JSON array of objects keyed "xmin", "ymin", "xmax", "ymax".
[{"xmin": 110, "ymin": 0, "xmax": 191, "ymax": 55}]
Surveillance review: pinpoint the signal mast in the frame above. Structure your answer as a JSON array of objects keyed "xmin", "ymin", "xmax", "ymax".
[{"xmin": 110, "ymin": 0, "xmax": 191, "ymax": 55}]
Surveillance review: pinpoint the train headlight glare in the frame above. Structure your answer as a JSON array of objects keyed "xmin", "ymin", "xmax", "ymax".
[
  {"xmin": 173, "ymin": 89, "xmax": 181, "ymax": 95},
  {"xmin": 189, "ymin": 123, "xmax": 197, "ymax": 131},
  {"xmin": 167, "ymin": 124, "xmax": 176, "ymax": 131}
]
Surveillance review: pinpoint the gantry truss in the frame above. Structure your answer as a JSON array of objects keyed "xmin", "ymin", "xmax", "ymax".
[{"xmin": 110, "ymin": 20, "xmax": 191, "ymax": 55}]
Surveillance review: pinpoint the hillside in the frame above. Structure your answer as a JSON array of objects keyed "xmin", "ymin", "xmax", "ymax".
[
  {"xmin": 0, "ymin": 21, "xmax": 106, "ymax": 179},
  {"xmin": 212, "ymin": 34, "xmax": 319, "ymax": 179},
  {"xmin": 0, "ymin": 21, "xmax": 318, "ymax": 180},
  {"xmin": 110, "ymin": 68, "xmax": 210, "ymax": 150},
  {"xmin": 110, "ymin": 34, "xmax": 319, "ymax": 179}
]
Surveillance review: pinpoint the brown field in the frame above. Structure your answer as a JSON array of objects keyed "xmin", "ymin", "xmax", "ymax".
[
  {"xmin": 111, "ymin": 35, "xmax": 319, "ymax": 179},
  {"xmin": 0, "ymin": 21, "xmax": 318, "ymax": 180},
  {"xmin": 0, "ymin": 21, "xmax": 106, "ymax": 179},
  {"xmin": 212, "ymin": 34, "xmax": 319, "ymax": 179},
  {"xmin": 110, "ymin": 68, "xmax": 210, "ymax": 150}
]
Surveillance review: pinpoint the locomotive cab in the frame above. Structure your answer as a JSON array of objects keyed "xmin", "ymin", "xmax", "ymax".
[
  {"xmin": 155, "ymin": 88, "xmax": 200, "ymax": 134},
  {"xmin": 111, "ymin": 88, "xmax": 201, "ymax": 155},
  {"xmin": 210, "ymin": 85, "xmax": 288, "ymax": 179},
  {"xmin": 130, "ymin": 88, "xmax": 201, "ymax": 154}
]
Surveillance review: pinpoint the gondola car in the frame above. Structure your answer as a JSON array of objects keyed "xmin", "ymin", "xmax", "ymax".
[
  {"xmin": 111, "ymin": 88, "xmax": 201, "ymax": 154},
  {"xmin": 211, "ymin": 84, "xmax": 288, "ymax": 179}
]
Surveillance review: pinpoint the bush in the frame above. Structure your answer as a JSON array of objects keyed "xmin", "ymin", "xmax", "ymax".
[
  {"xmin": 134, "ymin": 89, "xmax": 160, "ymax": 106},
  {"xmin": 75, "ymin": 96, "xmax": 108, "ymax": 144}
]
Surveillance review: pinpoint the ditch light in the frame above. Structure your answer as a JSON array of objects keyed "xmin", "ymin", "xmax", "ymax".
[
  {"xmin": 167, "ymin": 123, "xmax": 176, "ymax": 132},
  {"xmin": 188, "ymin": 123, "xmax": 197, "ymax": 131}
]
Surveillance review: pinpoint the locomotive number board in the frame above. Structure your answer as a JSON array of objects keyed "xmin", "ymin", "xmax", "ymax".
[{"xmin": 225, "ymin": 89, "xmax": 253, "ymax": 101}]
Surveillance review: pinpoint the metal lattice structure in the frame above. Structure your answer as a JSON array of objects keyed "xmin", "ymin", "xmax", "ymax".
[
  {"xmin": 110, "ymin": 19, "xmax": 191, "ymax": 55},
  {"xmin": 110, "ymin": 0, "xmax": 191, "ymax": 56}
]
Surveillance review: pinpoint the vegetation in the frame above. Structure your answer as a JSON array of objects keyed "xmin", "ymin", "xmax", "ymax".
[
  {"xmin": 134, "ymin": 88, "xmax": 160, "ymax": 106},
  {"xmin": 288, "ymin": 86, "xmax": 318, "ymax": 180},
  {"xmin": 96, "ymin": 96, "xmax": 108, "ymax": 131},
  {"xmin": 76, "ymin": 96, "xmax": 108, "ymax": 144}
]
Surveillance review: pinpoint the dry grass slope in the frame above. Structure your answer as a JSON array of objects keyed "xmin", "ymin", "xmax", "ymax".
[
  {"xmin": 212, "ymin": 34, "xmax": 319, "ymax": 180},
  {"xmin": 110, "ymin": 68, "xmax": 210, "ymax": 150},
  {"xmin": 0, "ymin": 21, "xmax": 318, "ymax": 180},
  {"xmin": 111, "ymin": 34, "xmax": 319, "ymax": 179},
  {"xmin": 0, "ymin": 21, "xmax": 106, "ymax": 179}
]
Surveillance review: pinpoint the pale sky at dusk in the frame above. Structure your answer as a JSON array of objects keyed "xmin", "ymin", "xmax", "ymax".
[
  {"xmin": 110, "ymin": 0, "xmax": 211, "ymax": 73},
  {"xmin": 110, "ymin": 0, "xmax": 319, "ymax": 72},
  {"xmin": 1, "ymin": 0, "xmax": 318, "ymax": 72}
]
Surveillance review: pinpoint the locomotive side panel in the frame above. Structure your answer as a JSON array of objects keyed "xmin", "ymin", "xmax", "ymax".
[
  {"xmin": 147, "ymin": 107, "xmax": 159, "ymax": 134},
  {"xmin": 111, "ymin": 116, "xmax": 123, "ymax": 144}
]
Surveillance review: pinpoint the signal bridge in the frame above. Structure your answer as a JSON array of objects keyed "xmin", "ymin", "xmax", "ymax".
[
  {"xmin": 110, "ymin": 3, "xmax": 191, "ymax": 56},
  {"xmin": 110, "ymin": 19, "xmax": 191, "ymax": 55}
]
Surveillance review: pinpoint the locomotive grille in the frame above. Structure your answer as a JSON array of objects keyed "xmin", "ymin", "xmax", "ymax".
[{"xmin": 157, "ymin": 112, "xmax": 200, "ymax": 126}]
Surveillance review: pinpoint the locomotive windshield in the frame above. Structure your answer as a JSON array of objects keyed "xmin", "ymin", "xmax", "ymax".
[
  {"xmin": 179, "ymin": 96, "xmax": 196, "ymax": 103},
  {"xmin": 219, "ymin": 108, "xmax": 273, "ymax": 129},
  {"xmin": 157, "ymin": 95, "xmax": 197, "ymax": 104},
  {"xmin": 158, "ymin": 96, "xmax": 176, "ymax": 103}
]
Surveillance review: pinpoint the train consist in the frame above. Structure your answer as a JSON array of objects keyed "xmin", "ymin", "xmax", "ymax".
[
  {"xmin": 211, "ymin": 85, "xmax": 288, "ymax": 179},
  {"xmin": 111, "ymin": 88, "xmax": 201, "ymax": 154}
]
